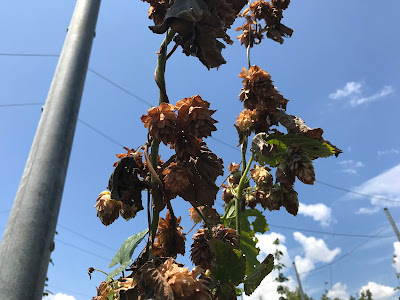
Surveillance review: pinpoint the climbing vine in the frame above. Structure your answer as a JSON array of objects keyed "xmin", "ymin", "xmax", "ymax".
[{"xmin": 89, "ymin": 1, "xmax": 341, "ymax": 299}]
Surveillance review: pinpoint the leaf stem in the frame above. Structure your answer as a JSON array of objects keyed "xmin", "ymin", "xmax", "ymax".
[{"xmin": 236, "ymin": 152, "xmax": 255, "ymax": 237}]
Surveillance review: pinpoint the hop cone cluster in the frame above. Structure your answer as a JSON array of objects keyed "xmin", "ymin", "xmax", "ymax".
[
  {"xmin": 191, "ymin": 225, "xmax": 239, "ymax": 271},
  {"xmin": 141, "ymin": 95, "xmax": 217, "ymax": 160},
  {"xmin": 237, "ymin": 0, "xmax": 293, "ymax": 47}
]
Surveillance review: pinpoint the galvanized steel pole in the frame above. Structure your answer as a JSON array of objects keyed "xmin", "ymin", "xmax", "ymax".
[
  {"xmin": 0, "ymin": 0, "xmax": 101, "ymax": 298},
  {"xmin": 384, "ymin": 208, "xmax": 400, "ymax": 242},
  {"xmin": 293, "ymin": 262, "xmax": 306, "ymax": 300}
]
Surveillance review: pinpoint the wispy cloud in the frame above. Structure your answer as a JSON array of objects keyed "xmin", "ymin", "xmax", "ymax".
[
  {"xmin": 378, "ymin": 148, "xmax": 400, "ymax": 156},
  {"xmin": 329, "ymin": 81, "xmax": 394, "ymax": 107},
  {"xmin": 298, "ymin": 202, "xmax": 334, "ymax": 227},
  {"xmin": 356, "ymin": 207, "xmax": 380, "ymax": 215},
  {"xmin": 349, "ymin": 163, "xmax": 400, "ymax": 209},
  {"xmin": 329, "ymin": 81, "xmax": 362, "ymax": 99},
  {"xmin": 337, "ymin": 159, "xmax": 364, "ymax": 174}
]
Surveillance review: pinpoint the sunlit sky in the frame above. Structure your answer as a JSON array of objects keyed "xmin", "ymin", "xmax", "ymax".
[{"xmin": 1, "ymin": 1, "xmax": 400, "ymax": 299}]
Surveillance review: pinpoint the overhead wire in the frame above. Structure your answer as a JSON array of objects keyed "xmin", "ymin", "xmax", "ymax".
[
  {"xmin": 268, "ymin": 223, "xmax": 395, "ymax": 238},
  {"xmin": 54, "ymin": 238, "xmax": 110, "ymax": 262},
  {"xmin": 299, "ymin": 225, "xmax": 392, "ymax": 276},
  {"xmin": 57, "ymin": 223, "xmax": 117, "ymax": 252}
]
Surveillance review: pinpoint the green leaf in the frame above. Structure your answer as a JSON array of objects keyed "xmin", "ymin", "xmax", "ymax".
[
  {"xmin": 226, "ymin": 202, "xmax": 236, "ymax": 219},
  {"xmin": 244, "ymin": 254, "xmax": 274, "ymax": 296},
  {"xmin": 252, "ymin": 133, "xmax": 336, "ymax": 167},
  {"xmin": 240, "ymin": 231, "xmax": 260, "ymax": 275},
  {"xmin": 210, "ymin": 240, "xmax": 246, "ymax": 286},
  {"xmin": 106, "ymin": 228, "xmax": 148, "ymax": 281},
  {"xmin": 109, "ymin": 229, "xmax": 149, "ymax": 268},
  {"xmin": 241, "ymin": 209, "xmax": 269, "ymax": 234}
]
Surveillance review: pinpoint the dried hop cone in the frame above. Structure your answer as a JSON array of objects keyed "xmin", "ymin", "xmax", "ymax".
[
  {"xmin": 159, "ymin": 258, "xmax": 211, "ymax": 299},
  {"xmin": 287, "ymin": 143, "xmax": 315, "ymax": 185},
  {"xmin": 191, "ymin": 228, "xmax": 214, "ymax": 271},
  {"xmin": 141, "ymin": 102, "xmax": 176, "ymax": 145},
  {"xmin": 235, "ymin": 109, "xmax": 258, "ymax": 132},
  {"xmin": 153, "ymin": 211, "xmax": 186, "ymax": 258},
  {"xmin": 162, "ymin": 162, "xmax": 191, "ymax": 197},
  {"xmin": 239, "ymin": 66, "xmax": 288, "ymax": 112},
  {"xmin": 189, "ymin": 206, "xmax": 221, "ymax": 225},
  {"xmin": 95, "ymin": 191, "xmax": 121, "ymax": 226},
  {"xmin": 191, "ymin": 225, "xmax": 239, "ymax": 270},
  {"xmin": 251, "ymin": 165, "xmax": 273, "ymax": 190},
  {"xmin": 147, "ymin": 0, "xmax": 168, "ymax": 25},
  {"xmin": 176, "ymin": 95, "xmax": 217, "ymax": 139}
]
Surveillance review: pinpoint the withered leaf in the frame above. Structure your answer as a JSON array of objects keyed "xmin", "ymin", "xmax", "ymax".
[
  {"xmin": 180, "ymin": 143, "xmax": 224, "ymax": 206},
  {"xmin": 109, "ymin": 156, "xmax": 145, "ymax": 217},
  {"xmin": 274, "ymin": 109, "xmax": 342, "ymax": 156},
  {"xmin": 140, "ymin": 261, "xmax": 175, "ymax": 300},
  {"xmin": 149, "ymin": 0, "xmax": 232, "ymax": 68}
]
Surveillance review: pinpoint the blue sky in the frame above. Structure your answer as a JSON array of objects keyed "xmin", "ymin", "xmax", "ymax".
[{"xmin": 1, "ymin": 1, "xmax": 400, "ymax": 299}]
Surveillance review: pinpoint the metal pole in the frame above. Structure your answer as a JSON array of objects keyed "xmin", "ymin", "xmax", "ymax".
[
  {"xmin": 384, "ymin": 208, "xmax": 400, "ymax": 242},
  {"xmin": 293, "ymin": 262, "xmax": 306, "ymax": 300},
  {"xmin": 0, "ymin": 0, "xmax": 101, "ymax": 298}
]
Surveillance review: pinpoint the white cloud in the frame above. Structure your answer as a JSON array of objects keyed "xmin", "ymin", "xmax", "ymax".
[
  {"xmin": 294, "ymin": 256, "xmax": 314, "ymax": 275},
  {"xmin": 327, "ymin": 282, "xmax": 350, "ymax": 300},
  {"xmin": 329, "ymin": 81, "xmax": 362, "ymax": 99},
  {"xmin": 393, "ymin": 242, "xmax": 400, "ymax": 273},
  {"xmin": 337, "ymin": 160, "xmax": 364, "ymax": 175},
  {"xmin": 42, "ymin": 293, "xmax": 76, "ymax": 300},
  {"xmin": 293, "ymin": 232, "xmax": 341, "ymax": 277},
  {"xmin": 349, "ymin": 163, "xmax": 400, "ymax": 208},
  {"xmin": 378, "ymin": 148, "xmax": 400, "ymax": 156},
  {"xmin": 298, "ymin": 202, "xmax": 333, "ymax": 227},
  {"xmin": 351, "ymin": 86, "xmax": 394, "ymax": 106},
  {"xmin": 356, "ymin": 207, "xmax": 380, "ymax": 215},
  {"xmin": 244, "ymin": 232, "xmax": 296, "ymax": 299},
  {"xmin": 359, "ymin": 282, "xmax": 397, "ymax": 300},
  {"xmin": 329, "ymin": 81, "xmax": 393, "ymax": 107}
]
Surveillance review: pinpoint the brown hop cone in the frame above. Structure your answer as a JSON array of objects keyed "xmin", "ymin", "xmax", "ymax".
[
  {"xmin": 235, "ymin": 109, "xmax": 258, "ymax": 132},
  {"xmin": 282, "ymin": 188, "xmax": 299, "ymax": 216},
  {"xmin": 191, "ymin": 228, "xmax": 213, "ymax": 271},
  {"xmin": 94, "ymin": 191, "xmax": 121, "ymax": 226},
  {"xmin": 236, "ymin": 16, "xmax": 263, "ymax": 48},
  {"xmin": 212, "ymin": 225, "xmax": 239, "ymax": 247},
  {"xmin": 162, "ymin": 162, "xmax": 191, "ymax": 197},
  {"xmin": 147, "ymin": 0, "xmax": 168, "ymax": 25},
  {"xmin": 250, "ymin": 0, "xmax": 278, "ymax": 22},
  {"xmin": 119, "ymin": 203, "xmax": 141, "ymax": 221},
  {"xmin": 176, "ymin": 95, "xmax": 218, "ymax": 139},
  {"xmin": 173, "ymin": 132, "xmax": 202, "ymax": 161},
  {"xmin": 141, "ymin": 102, "xmax": 177, "ymax": 145},
  {"xmin": 271, "ymin": 0, "xmax": 290, "ymax": 10},
  {"xmin": 275, "ymin": 166, "xmax": 295, "ymax": 190},
  {"xmin": 258, "ymin": 187, "xmax": 283, "ymax": 211},
  {"xmin": 114, "ymin": 147, "xmax": 148, "ymax": 178},
  {"xmin": 221, "ymin": 184, "xmax": 234, "ymax": 204},
  {"xmin": 228, "ymin": 162, "xmax": 241, "ymax": 173},
  {"xmin": 190, "ymin": 206, "xmax": 221, "ymax": 225},
  {"xmin": 239, "ymin": 66, "xmax": 275, "ymax": 110},
  {"xmin": 189, "ymin": 206, "xmax": 203, "ymax": 224},
  {"xmin": 152, "ymin": 211, "xmax": 186, "ymax": 258},
  {"xmin": 287, "ymin": 143, "xmax": 315, "ymax": 185},
  {"xmin": 160, "ymin": 258, "xmax": 211, "ymax": 300},
  {"xmin": 191, "ymin": 225, "xmax": 239, "ymax": 270},
  {"xmin": 246, "ymin": 192, "xmax": 257, "ymax": 209},
  {"xmin": 251, "ymin": 165, "xmax": 273, "ymax": 189}
]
